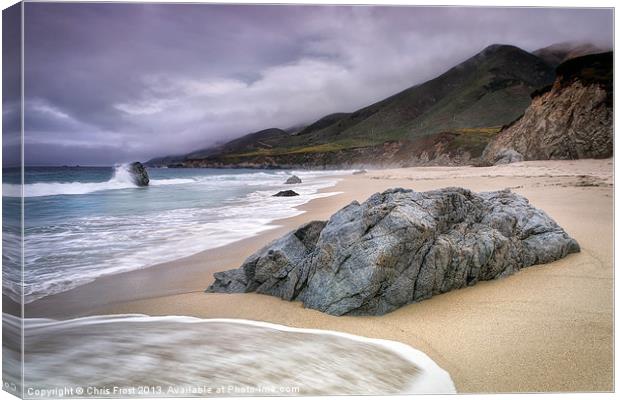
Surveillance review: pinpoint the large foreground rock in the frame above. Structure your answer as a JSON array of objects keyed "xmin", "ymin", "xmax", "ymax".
[
  {"xmin": 129, "ymin": 162, "xmax": 150, "ymax": 186},
  {"xmin": 208, "ymin": 188, "xmax": 579, "ymax": 316}
]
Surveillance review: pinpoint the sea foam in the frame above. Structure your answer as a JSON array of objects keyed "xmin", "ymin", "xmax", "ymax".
[
  {"xmin": 3, "ymin": 164, "xmax": 196, "ymax": 198},
  {"xmin": 2, "ymin": 313, "xmax": 456, "ymax": 396},
  {"xmin": 3, "ymin": 169, "xmax": 344, "ymax": 303}
]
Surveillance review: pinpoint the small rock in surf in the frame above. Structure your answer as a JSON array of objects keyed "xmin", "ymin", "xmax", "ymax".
[
  {"xmin": 273, "ymin": 190, "xmax": 299, "ymax": 197},
  {"xmin": 285, "ymin": 175, "xmax": 302, "ymax": 184},
  {"xmin": 129, "ymin": 162, "xmax": 150, "ymax": 186}
]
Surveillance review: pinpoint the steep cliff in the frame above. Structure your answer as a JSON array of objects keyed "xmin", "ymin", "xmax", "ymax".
[{"xmin": 483, "ymin": 52, "xmax": 612, "ymax": 163}]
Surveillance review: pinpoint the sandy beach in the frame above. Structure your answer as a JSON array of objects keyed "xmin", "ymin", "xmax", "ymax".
[{"xmin": 25, "ymin": 159, "xmax": 613, "ymax": 393}]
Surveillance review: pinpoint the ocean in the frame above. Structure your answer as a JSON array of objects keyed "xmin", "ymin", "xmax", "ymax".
[
  {"xmin": 2, "ymin": 167, "xmax": 459, "ymax": 396},
  {"xmin": 2, "ymin": 165, "xmax": 342, "ymax": 304}
]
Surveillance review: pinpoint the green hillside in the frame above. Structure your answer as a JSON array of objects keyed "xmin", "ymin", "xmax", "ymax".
[{"xmin": 147, "ymin": 44, "xmax": 555, "ymax": 167}]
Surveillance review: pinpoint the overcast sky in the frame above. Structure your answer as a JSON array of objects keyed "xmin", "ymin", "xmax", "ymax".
[{"xmin": 10, "ymin": 4, "xmax": 614, "ymax": 165}]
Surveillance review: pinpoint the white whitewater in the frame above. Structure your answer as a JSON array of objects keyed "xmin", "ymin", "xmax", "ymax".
[
  {"xmin": 3, "ymin": 164, "xmax": 195, "ymax": 198},
  {"xmin": 3, "ymin": 169, "xmax": 343, "ymax": 304},
  {"xmin": 3, "ymin": 314, "xmax": 456, "ymax": 396}
]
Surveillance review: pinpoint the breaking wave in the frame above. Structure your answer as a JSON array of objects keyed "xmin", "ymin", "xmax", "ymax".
[
  {"xmin": 3, "ymin": 164, "xmax": 195, "ymax": 198},
  {"xmin": 2, "ymin": 314, "xmax": 456, "ymax": 396},
  {"xmin": 3, "ymin": 169, "xmax": 344, "ymax": 303}
]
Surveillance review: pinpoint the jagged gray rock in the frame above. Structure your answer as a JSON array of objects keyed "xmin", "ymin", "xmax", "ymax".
[
  {"xmin": 208, "ymin": 187, "xmax": 580, "ymax": 316},
  {"xmin": 129, "ymin": 162, "xmax": 150, "ymax": 186},
  {"xmin": 285, "ymin": 175, "xmax": 302, "ymax": 184}
]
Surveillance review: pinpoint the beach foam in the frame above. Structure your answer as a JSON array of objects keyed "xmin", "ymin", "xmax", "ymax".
[
  {"xmin": 3, "ymin": 169, "xmax": 345, "ymax": 303},
  {"xmin": 3, "ymin": 164, "xmax": 198, "ymax": 198},
  {"xmin": 2, "ymin": 313, "xmax": 456, "ymax": 396}
]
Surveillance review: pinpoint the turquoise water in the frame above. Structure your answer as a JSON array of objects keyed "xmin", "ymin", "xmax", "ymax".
[{"xmin": 2, "ymin": 166, "xmax": 342, "ymax": 303}]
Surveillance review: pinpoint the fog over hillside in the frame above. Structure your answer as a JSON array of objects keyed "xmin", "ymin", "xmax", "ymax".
[{"xmin": 9, "ymin": 4, "xmax": 612, "ymax": 165}]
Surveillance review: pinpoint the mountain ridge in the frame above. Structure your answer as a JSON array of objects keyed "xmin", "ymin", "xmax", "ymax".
[
  {"xmin": 146, "ymin": 43, "xmax": 583, "ymax": 168},
  {"xmin": 533, "ymin": 41, "xmax": 608, "ymax": 67}
]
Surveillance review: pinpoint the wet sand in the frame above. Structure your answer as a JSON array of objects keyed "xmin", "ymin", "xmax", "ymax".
[{"xmin": 25, "ymin": 159, "xmax": 614, "ymax": 393}]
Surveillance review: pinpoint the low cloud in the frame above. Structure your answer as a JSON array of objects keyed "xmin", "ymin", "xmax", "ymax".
[{"xmin": 20, "ymin": 4, "xmax": 613, "ymax": 165}]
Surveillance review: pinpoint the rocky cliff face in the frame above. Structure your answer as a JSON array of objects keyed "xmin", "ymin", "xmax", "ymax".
[
  {"xmin": 483, "ymin": 52, "xmax": 612, "ymax": 163},
  {"xmin": 207, "ymin": 187, "xmax": 579, "ymax": 316}
]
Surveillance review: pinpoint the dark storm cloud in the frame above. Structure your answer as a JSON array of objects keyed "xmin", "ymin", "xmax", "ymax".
[
  {"xmin": 20, "ymin": 3, "xmax": 613, "ymax": 165},
  {"xmin": 2, "ymin": 2, "xmax": 22, "ymax": 167}
]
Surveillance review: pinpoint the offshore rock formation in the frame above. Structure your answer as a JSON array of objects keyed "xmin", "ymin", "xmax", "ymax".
[
  {"xmin": 483, "ymin": 52, "xmax": 612, "ymax": 162},
  {"xmin": 129, "ymin": 162, "xmax": 150, "ymax": 186},
  {"xmin": 273, "ymin": 190, "xmax": 299, "ymax": 197},
  {"xmin": 285, "ymin": 175, "xmax": 302, "ymax": 184},
  {"xmin": 208, "ymin": 188, "xmax": 579, "ymax": 316}
]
